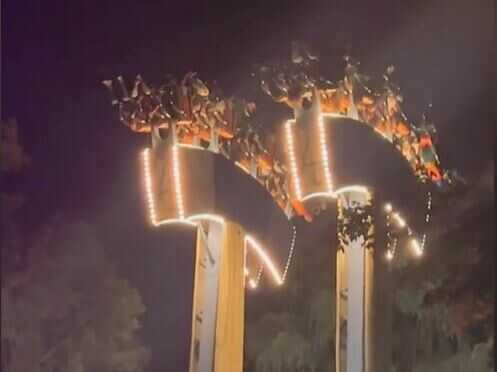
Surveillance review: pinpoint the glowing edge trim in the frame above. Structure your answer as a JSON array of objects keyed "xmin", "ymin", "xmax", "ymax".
[
  {"xmin": 245, "ymin": 235, "xmax": 283, "ymax": 286},
  {"xmin": 172, "ymin": 145, "xmax": 186, "ymax": 219},
  {"xmin": 384, "ymin": 201, "xmax": 425, "ymax": 259},
  {"xmin": 300, "ymin": 185, "xmax": 370, "ymax": 202},
  {"xmin": 285, "ymin": 120, "xmax": 303, "ymax": 200},
  {"xmin": 281, "ymin": 224, "xmax": 297, "ymax": 282}
]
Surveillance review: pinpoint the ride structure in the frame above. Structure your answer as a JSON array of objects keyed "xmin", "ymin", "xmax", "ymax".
[{"xmin": 105, "ymin": 43, "xmax": 458, "ymax": 372}]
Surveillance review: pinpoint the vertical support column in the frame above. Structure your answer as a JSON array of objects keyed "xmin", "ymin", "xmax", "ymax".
[
  {"xmin": 335, "ymin": 190, "xmax": 374, "ymax": 372},
  {"xmin": 189, "ymin": 221, "xmax": 223, "ymax": 372},
  {"xmin": 214, "ymin": 221, "xmax": 245, "ymax": 372},
  {"xmin": 188, "ymin": 220, "xmax": 245, "ymax": 372}
]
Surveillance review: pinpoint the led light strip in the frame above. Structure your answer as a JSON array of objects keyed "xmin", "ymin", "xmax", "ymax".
[
  {"xmin": 321, "ymin": 112, "xmax": 348, "ymax": 119},
  {"xmin": 384, "ymin": 201, "xmax": 424, "ymax": 258},
  {"xmin": 248, "ymin": 278, "xmax": 258, "ymax": 289},
  {"xmin": 333, "ymin": 185, "xmax": 370, "ymax": 196},
  {"xmin": 385, "ymin": 208, "xmax": 393, "ymax": 260},
  {"xmin": 411, "ymin": 238, "xmax": 423, "ymax": 256},
  {"xmin": 301, "ymin": 192, "xmax": 334, "ymax": 202},
  {"xmin": 235, "ymin": 161, "xmax": 251, "ymax": 174},
  {"xmin": 172, "ymin": 145, "xmax": 185, "ymax": 219},
  {"xmin": 178, "ymin": 143, "xmax": 204, "ymax": 150},
  {"xmin": 188, "ymin": 214, "xmax": 225, "ymax": 225},
  {"xmin": 317, "ymin": 114, "xmax": 334, "ymax": 193},
  {"xmin": 300, "ymin": 186, "xmax": 370, "ymax": 203},
  {"xmin": 281, "ymin": 224, "xmax": 297, "ymax": 282},
  {"xmin": 245, "ymin": 235, "xmax": 283, "ymax": 286},
  {"xmin": 421, "ymin": 192, "xmax": 432, "ymax": 251},
  {"xmin": 143, "ymin": 149, "xmax": 158, "ymax": 225},
  {"xmin": 143, "ymin": 149, "xmax": 195, "ymax": 227},
  {"xmin": 143, "ymin": 148, "xmax": 286, "ymax": 287},
  {"xmin": 392, "ymin": 212, "xmax": 406, "ymax": 228},
  {"xmin": 253, "ymin": 265, "xmax": 264, "ymax": 288},
  {"xmin": 285, "ymin": 120, "xmax": 303, "ymax": 200}
]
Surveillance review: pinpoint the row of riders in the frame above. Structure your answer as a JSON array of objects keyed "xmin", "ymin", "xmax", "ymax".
[
  {"xmin": 102, "ymin": 73, "xmax": 294, "ymax": 216},
  {"xmin": 257, "ymin": 54, "xmax": 445, "ymax": 186},
  {"xmin": 103, "ymin": 54, "xmax": 447, "ymax": 220}
]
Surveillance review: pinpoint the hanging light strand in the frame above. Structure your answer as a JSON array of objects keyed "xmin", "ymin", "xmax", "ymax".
[
  {"xmin": 282, "ymin": 224, "xmax": 297, "ymax": 283},
  {"xmin": 285, "ymin": 120, "xmax": 303, "ymax": 200}
]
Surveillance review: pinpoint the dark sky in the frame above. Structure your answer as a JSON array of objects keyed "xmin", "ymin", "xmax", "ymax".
[{"xmin": 2, "ymin": 0, "xmax": 495, "ymax": 370}]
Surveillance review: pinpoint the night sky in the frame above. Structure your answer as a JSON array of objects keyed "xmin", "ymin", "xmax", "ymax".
[{"xmin": 2, "ymin": 0, "xmax": 495, "ymax": 369}]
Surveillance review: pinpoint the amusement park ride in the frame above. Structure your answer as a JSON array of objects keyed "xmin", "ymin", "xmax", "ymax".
[{"xmin": 104, "ymin": 43, "xmax": 460, "ymax": 372}]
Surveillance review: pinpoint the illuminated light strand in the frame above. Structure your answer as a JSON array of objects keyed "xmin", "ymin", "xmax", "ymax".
[
  {"xmin": 384, "ymin": 203, "xmax": 393, "ymax": 213},
  {"xmin": 385, "ymin": 208, "xmax": 394, "ymax": 260},
  {"xmin": 245, "ymin": 235, "xmax": 283, "ymax": 286},
  {"xmin": 386, "ymin": 249, "xmax": 394, "ymax": 260},
  {"xmin": 285, "ymin": 120, "xmax": 303, "ymax": 200},
  {"xmin": 420, "ymin": 192, "xmax": 432, "ymax": 251},
  {"xmin": 172, "ymin": 145, "xmax": 185, "ymax": 219},
  {"xmin": 384, "ymin": 201, "xmax": 426, "ymax": 259},
  {"xmin": 333, "ymin": 185, "xmax": 370, "ymax": 196},
  {"xmin": 235, "ymin": 161, "xmax": 251, "ymax": 174},
  {"xmin": 248, "ymin": 278, "xmax": 257, "ymax": 289},
  {"xmin": 411, "ymin": 238, "xmax": 423, "ymax": 256},
  {"xmin": 392, "ymin": 212, "xmax": 406, "ymax": 228},
  {"xmin": 143, "ymin": 149, "xmax": 196, "ymax": 227},
  {"xmin": 155, "ymin": 219, "xmax": 197, "ymax": 227},
  {"xmin": 143, "ymin": 149, "xmax": 158, "ymax": 225},
  {"xmin": 281, "ymin": 224, "xmax": 297, "ymax": 283},
  {"xmin": 189, "ymin": 214, "xmax": 264, "ymax": 288},
  {"xmin": 317, "ymin": 114, "xmax": 334, "ymax": 193},
  {"xmin": 391, "ymin": 237, "xmax": 398, "ymax": 257},
  {"xmin": 187, "ymin": 213, "xmax": 225, "ymax": 226},
  {"xmin": 321, "ymin": 112, "xmax": 348, "ymax": 120},
  {"xmin": 246, "ymin": 266, "xmax": 264, "ymax": 290},
  {"xmin": 178, "ymin": 143, "xmax": 204, "ymax": 151},
  {"xmin": 301, "ymin": 186, "xmax": 370, "ymax": 203},
  {"xmin": 301, "ymin": 192, "xmax": 335, "ymax": 202},
  {"xmin": 420, "ymin": 234, "xmax": 427, "ymax": 252},
  {"xmin": 142, "ymin": 153, "xmax": 282, "ymax": 288},
  {"xmin": 252, "ymin": 265, "xmax": 264, "ymax": 289},
  {"xmin": 425, "ymin": 192, "xmax": 432, "ymax": 224}
]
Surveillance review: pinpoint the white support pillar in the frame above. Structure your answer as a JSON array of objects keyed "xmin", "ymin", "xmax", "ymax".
[
  {"xmin": 189, "ymin": 221, "xmax": 223, "ymax": 372},
  {"xmin": 336, "ymin": 190, "xmax": 374, "ymax": 372},
  {"xmin": 189, "ymin": 220, "xmax": 245, "ymax": 372}
]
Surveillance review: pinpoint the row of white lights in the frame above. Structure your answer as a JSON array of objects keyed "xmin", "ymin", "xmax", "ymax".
[
  {"xmin": 284, "ymin": 120, "xmax": 303, "ymax": 200},
  {"xmin": 285, "ymin": 114, "xmax": 335, "ymax": 203},
  {"xmin": 421, "ymin": 191, "xmax": 432, "ymax": 251},
  {"xmin": 282, "ymin": 225, "xmax": 297, "ymax": 283},
  {"xmin": 317, "ymin": 115, "xmax": 334, "ymax": 194},
  {"xmin": 245, "ymin": 235, "xmax": 283, "ymax": 286},
  {"xmin": 384, "ymin": 202, "xmax": 423, "ymax": 258},
  {"xmin": 172, "ymin": 145, "xmax": 186, "ymax": 219},
  {"xmin": 142, "ymin": 148, "xmax": 287, "ymax": 288},
  {"xmin": 385, "ymin": 209, "xmax": 395, "ymax": 260}
]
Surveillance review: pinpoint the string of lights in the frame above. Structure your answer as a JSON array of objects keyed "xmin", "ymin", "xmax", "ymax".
[
  {"xmin": 317, "ymin": 115, "xmax": 334, "ymax": 194},
  {"xmin": 172, "ymin": 145, "xmax": 186, "ymax": 219},
  {"xmin": 114, "ymin": 53, "xmax": 453, "ymax": 298},
  {"xmin": 284, "ymin": 120, "xmax": 303, "ymax": 200},
  {"xmin": 384, "ymin": 191, "xmax": 433, "ymax": 260},
  {"xmin": 143, "ymin": 147, "xmax": 293, "ymax": 288},
  {"xmin": 245, "ymin": 235, "xmax": 283, "ymax": 286},
  {"xmin": 250, "ymin": 265, "xmax": 264, "ymax": 289}
]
